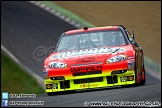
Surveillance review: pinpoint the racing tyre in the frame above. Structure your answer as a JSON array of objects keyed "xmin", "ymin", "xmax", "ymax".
[
  {"xmin": 139, "ymin": 57, "xmax": 146, "ymax": 85},
  {"xmin": 47, "ymin": 92, "xmax": 54, "ymax": 96}
]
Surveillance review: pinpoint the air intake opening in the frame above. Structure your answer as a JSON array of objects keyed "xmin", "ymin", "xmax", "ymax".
[
  {"xmin": 111, "ymin": 70, "xmax": 127, "ymax": 75},
  {"xmin": 106, "ymin": 75, "xmax": 118, "ymax": 84},
  {"xmin": 50, "ymin": 76, "xmax": 65, "ymax": 80},
  {"xmin": 60, "ymin": 80, "xmax": 70, "ymax": 89}
]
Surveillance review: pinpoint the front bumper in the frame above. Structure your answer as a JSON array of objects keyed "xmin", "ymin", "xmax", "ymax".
[
  {"xmin": 44, "ymin": 60, "xmax": 135, "ymax": 93},
  {"xmin": 45, "ymin": 70, "xmax": 135, "ymax": 93}
]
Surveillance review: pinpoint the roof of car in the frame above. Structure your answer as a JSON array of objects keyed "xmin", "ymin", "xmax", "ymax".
[{"xmin": 65, "ymin": 25, "xmax": 120, "ymax": 34}]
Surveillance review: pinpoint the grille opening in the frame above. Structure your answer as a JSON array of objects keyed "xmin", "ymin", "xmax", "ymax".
[
  {"xmin": 50, "ymin": 76, "xmax": 65, "ymax": 80},
  {"xmin": 111, "ymin": 70, "xmax": 127, "ymax": 75},
  {"xmin": 106, "ymin": 75, "xmax": 118, "ymax": 84},
  {"xmin": 60, "ymin": 80, "xmax": 70, "ymax": 89},
  {"xmin": 74, "ymin": 77, "xmax": 103, "ymax": 84},
  {"xmin": 96, "ymin": 77, "xmax": 103, "ymax": 82},
  {"xmin": 73, "ymin": 70, "xmax": 102, "ymax": 76},
  {"xmin": 81, "ymin": 79, "xmax": 88, "ymax": 83},
  {"xmin": 71, "ymin": 62, "xmax": 102, "ymax": 66},
  {"xmin": 88, "ymin": 78, "xmax": 96, "ymax": 83}
]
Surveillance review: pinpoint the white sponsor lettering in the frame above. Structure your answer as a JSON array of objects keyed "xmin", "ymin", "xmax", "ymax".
[{"xmin": 50, "ymin": 47, "xmax": 126, "ymax": 59}]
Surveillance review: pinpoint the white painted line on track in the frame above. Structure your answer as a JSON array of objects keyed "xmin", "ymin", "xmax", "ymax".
[
  {"xmin": 1, "ymin": 44, "xmax": 45, "ymax": 89},
  {"xmin": 28, "ymin": 1, "xmax": 83, "ymax": 29},
  {"xmin": 145, "ymin": 67, "xmax": 161, "ymax": 81}
]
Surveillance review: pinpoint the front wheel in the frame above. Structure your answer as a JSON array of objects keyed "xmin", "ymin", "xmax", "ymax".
[
  {"xmin": 139, "ymin": 55, "xmax": 146, "ymax": 85},
  {"xmin": 139, "ymin": 66, "xmax": 146, "ymax": 85},
  {"xmin": 47, "ymin": 92, "xmax": 54, "ymax": 96},
  {"xmin": 139, "ymin": 77, "xmax": 145, "ymax": 85}
]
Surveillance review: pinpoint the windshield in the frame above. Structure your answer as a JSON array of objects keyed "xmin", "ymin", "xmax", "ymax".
[{"xmin": 56, "ymin": 30, "xmax": 127, "ymax": 52}]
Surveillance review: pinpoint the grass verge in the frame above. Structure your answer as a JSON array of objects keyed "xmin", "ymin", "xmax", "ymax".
[{"xmin": 1, "ymin": 52, "xmax": 44, "ymax": 94}]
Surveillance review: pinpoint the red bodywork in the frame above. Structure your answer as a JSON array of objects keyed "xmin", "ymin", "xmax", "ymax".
[
  {"xmin": 65, "ymin": 26, "xmax": 118, "ymax": 34},
  {"xmin": 44, "ymin": 45, "xmax": 135, "ymax": 79},
  {"xmin": 44, "ymin": 25, "xmax": 145, "ymax": 93}
]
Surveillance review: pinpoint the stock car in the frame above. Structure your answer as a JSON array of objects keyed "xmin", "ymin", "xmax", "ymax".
[{"xmin": 43, "ymin": 25, "xmax": 146, "ymax": 96}]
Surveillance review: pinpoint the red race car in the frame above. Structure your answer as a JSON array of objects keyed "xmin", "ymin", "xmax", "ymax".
[{"xmin": 43, "ymin": 25, "xmax": 146, "ymax": 96}]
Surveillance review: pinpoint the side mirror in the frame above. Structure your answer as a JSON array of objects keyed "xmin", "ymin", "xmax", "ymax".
[
  {"xmin": 131, "ymin": 34, "xmax": 134, "ymax": 39},
  {"xmin": 131, "ymin": 31, "xmax": 135, "ymax": 39}
]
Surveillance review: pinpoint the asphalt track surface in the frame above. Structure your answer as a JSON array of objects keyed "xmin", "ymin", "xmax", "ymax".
[{"xmin": 1, "ymin": 1, "xmax": 161, "ymax": 107}]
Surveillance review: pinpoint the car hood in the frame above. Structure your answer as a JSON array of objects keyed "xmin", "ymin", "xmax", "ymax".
[{"xmin": 44, "ymin": 45, "xmax": 134, "ymax": 66}]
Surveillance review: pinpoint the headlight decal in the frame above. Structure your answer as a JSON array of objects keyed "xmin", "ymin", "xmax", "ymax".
[
  {"xmin": 48, "ymin": 62, "xmax": 67, "ymax": 68},
  {"xmin": 106, "ymin": 55, "xmax": 127, "ymax": 63}
]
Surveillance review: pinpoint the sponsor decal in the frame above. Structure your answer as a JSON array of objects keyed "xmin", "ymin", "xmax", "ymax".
[
  {"xmin": 127, "ymin": 76, "xmax": 134, "ymax": 81},
  {"xmin": 80, "ymin": 84, "xmax": 98, "ymax": 88},
  {"xmin": 120, "ymin": 76, "xmax": 134, "ymax": 82},
  {"xmin": 71, "ymin": 66, "xmax": 102, "ymax": 73},
  {"xmin": 43, "ymin": 69, "xmax": 49, "ymax": 76},
  {"xmin": 52, "ymin": 83, "xmax": 58, "ymax": 89},
  {"xmin": 80, "ymin": 84, "xmax": 87, "ymax": 88},
  {"xmin": 50, "ymin": 47, "xmax": 126, "ymax": 59},
  {"xmin": 128, "ymin": 62, "xmax": 134, "ymax": 67},
  {"xmin": 46, "ymin": 84, "xmax": 52, "ymax": 89},
  {"xmin": 128, "ymin": 67, "xmax": 134, "ymax": 70},
  {"xmin": 43, "ymin": 71, "xmax": 48, "ymax": 76},
  {"xmin": 127, "ymin": 60, "xmax": 135, "ymax": 70},
  {"xmin": 44, "ymin": 75, "xmax": 49, "ymax": 79},
  {"xmin": 43, "ymin": 71, "xmax": 48, "ymax": 79},
  {"xmin": 120, "ymin": 76, "xmax": 127, "ymax": 82}
]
